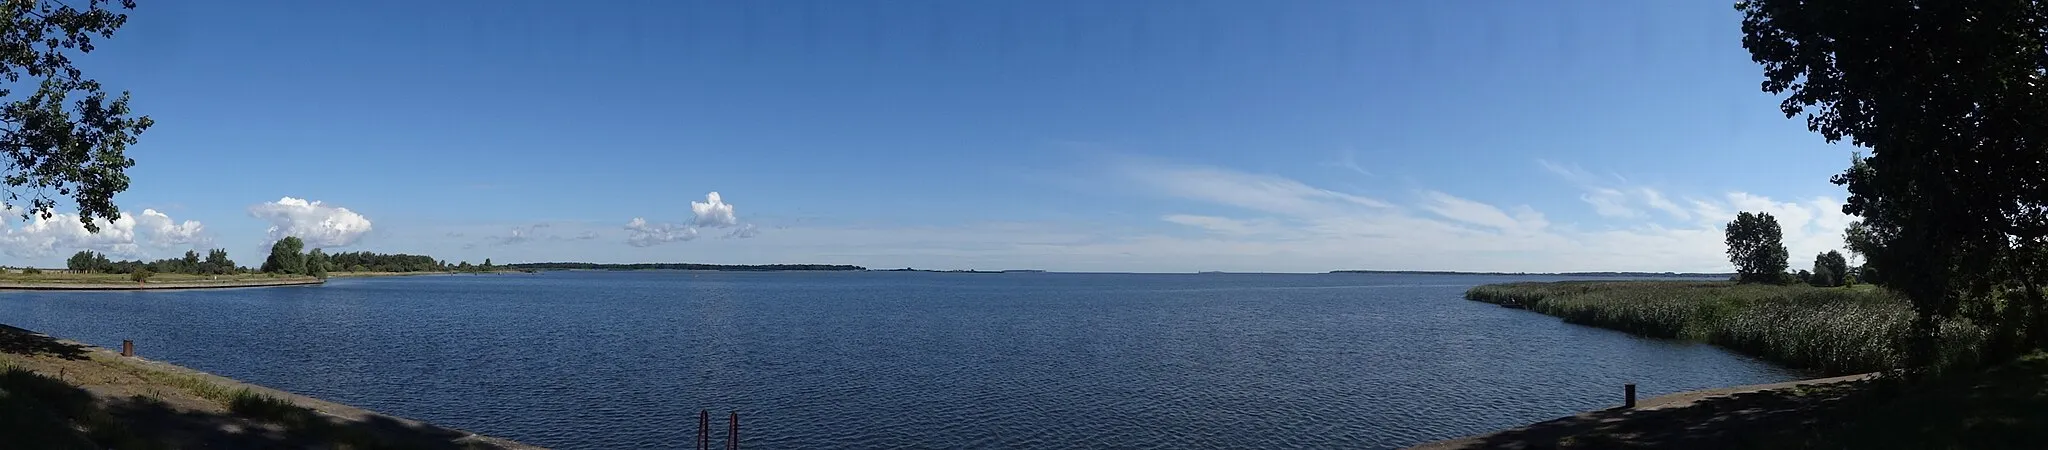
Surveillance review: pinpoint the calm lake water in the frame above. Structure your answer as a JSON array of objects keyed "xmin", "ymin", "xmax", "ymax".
[{"xmin": 0, "ymin": 271, "xmax": 1798, "ymax": 449}]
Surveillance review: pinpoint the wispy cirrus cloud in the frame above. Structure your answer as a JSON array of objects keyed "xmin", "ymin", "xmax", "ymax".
[{"xmin": 1099, "ymin": 158, "xmax": 1851, "ymax": 272}]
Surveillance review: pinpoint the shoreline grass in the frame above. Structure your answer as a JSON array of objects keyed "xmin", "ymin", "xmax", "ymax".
[{"xmin": 1467, "ymin": 281, "xmax": 1983, "ymax": 376}]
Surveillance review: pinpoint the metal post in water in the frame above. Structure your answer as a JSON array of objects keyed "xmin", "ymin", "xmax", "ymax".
[
  {"xmin": 121, "ymin": 339, "xmax": 133, "ymax": 357},
  {"xmin": 728, "ymin": 411, "xmax": 739, "ymax": 450},
  {"xmin": 1624, "ymin": 383, "xmax": 1637, "ymax": 408},
  {"xmin": 698, "ymin": 410, "xmax": 710, "ymax": 450}
]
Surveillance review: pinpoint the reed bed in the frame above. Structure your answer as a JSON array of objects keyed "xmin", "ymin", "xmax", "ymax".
[{"xmin": 1467, "ymin": 281, "xmax": 1982, "ymax": 375}]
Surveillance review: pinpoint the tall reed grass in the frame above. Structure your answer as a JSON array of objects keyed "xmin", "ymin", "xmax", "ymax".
[{"xmin": 1467, "ymin": 281, "xmax": 1983, "ymax": 376}]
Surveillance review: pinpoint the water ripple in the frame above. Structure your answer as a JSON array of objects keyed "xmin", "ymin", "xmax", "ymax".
[{"xmin": 0, "ymin": 272, "xmax": 1798, "ymax": 449}]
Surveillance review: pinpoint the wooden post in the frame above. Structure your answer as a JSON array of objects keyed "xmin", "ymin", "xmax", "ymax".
[
  {"xmin": 1624, "ymin": 383, "xmax": 1637, "ymax": 408},
  {"xmin": 728, "ymin": 411, "xmax": 739, "ymax": 450},
  {"xmin": 121, "ymin": 340, "xmax": 133, "ymax": 357},
  {"xmin": 698, "ymin": 410, "xmax": 709, "ymax": 450}
]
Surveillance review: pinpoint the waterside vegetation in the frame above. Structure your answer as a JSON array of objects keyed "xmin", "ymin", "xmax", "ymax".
[{"xmin": 1466, "ymin": 281, "xmax": 1983, "ymax": 376}]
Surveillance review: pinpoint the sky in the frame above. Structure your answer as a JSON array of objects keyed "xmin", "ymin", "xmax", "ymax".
[{"xmin": 0, "ymin": 0, "xmax": 1863, "ymax": 273}]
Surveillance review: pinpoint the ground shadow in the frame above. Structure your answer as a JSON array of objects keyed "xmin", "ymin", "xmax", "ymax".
[
  {"xmin": 1462, "ymin": 355, "xmax": 2048, "ymax": 449},
  {"xmin": 1464, "ymin": 382, "xmax": 1873, "ymax": 450},
  {"xmin": 0, "ymin": 324, "xmax": 89, "ymax": 360},
  {"xmin": 0, "ymin": 364, "xmax": 497, "ymax": 449}
]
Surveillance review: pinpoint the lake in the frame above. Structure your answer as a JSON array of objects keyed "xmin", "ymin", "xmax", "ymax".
[{"xmin": 0, "ymin": 271, "xmax": 1798, "ymax": 449}]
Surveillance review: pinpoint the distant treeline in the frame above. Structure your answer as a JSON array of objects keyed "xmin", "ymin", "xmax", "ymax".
[
  {"xmin": 1328, "ymin": 270, "xmax": 1736, "ymax": 278},
  {"xmin": 61, "ymin": 247, "xmax": 459, "ymax": 276},
  {"xmin": 324, "ymin": 251, "xmax": 442, "ymax": 272},
  {"xmin": 505, "ymin": 262, "xmax": 867, "ymax": 271}
]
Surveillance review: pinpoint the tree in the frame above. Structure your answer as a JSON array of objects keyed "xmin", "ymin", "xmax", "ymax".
[
  {"xmin": 1814, "ymin": 251, "xmax": 1850, "ymax": 287},
  {"xmin": 66, "ymin": 250, "xmax": 98, "ymax": 272},
  {"xmin": 1738, "ymin": 0, "xmax": 2048, "ymax": 367},
  {"xmin": 1796, "ymin": 269, "xmax": 1813, "ymax": 285},
  {"xmin": 261, "ymin": 236, "xmax": 305, "ymax": 275},
  {"xmin": 482, "ymin": 258, "xmax": 493, "ymax": 271},
  {"xmin": 1809, "ymin": 265, "xmax": 1836, "ymax": 288},
  {"xmin": 0, "ymin": 1, "xmax": 152, "ymax": 231},
  {"xmin": 306, "ymin": 248, "xmax": 329, "ymax": 279},
  {"xmin": 1725, "ymin": 212, "xmax": 1790, "ymax": 284},
  {"xmin": 128, "ymin": 268, "xmax": 150, "ymax": 283},
  {"xmin": 202, "ymin": 248, "xmax": 233, "ymax": 275}
]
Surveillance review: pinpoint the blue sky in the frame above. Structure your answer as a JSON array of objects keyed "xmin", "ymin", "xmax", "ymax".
[{"xmin": 0, "ymin": 1, "xmax": 1859, "ymax": 273}]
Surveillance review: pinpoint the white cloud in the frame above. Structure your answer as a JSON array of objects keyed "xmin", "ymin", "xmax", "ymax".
[
  {"xmin": 1581, "ymin": 188, "xmax": 1641, "ymax": 218},
  {"xmin": 691, "ymin": 192, "xmax": 739, "ymax": 228},
  {"xmin": 1124, "ymin": 162, "xmax": 1393, "ymax": 217},
  {"xmin": 624, "ymin": 217, "xmax": 697, "ymax": 247},
  {"xmin": 0, "ymin": 206, "xmax": 207, "ymax": 258},
  {"xmin": 1101, "ymin": 160, "xmax": 1851, "ymax": 273},
  {"xmin": 247, "ymin": 197, "xmax": 373, "ymax": 247},
  {"xmin": 1419, "ymin": 191, "xmax": 1548, "ymax": 233},
  {"xmin": 1540, "ymin": 159, "xmax": 1700, "ymax": 222},
  {"xmin": 1641, "ymin": 188, "xmax": 1690, "ymax": 220},
  {"xmin": 623, "ymin": 191, "xmax": 757, "ymax": 246},
  {"xmin": 135, "ymin": 209, "xmax": 207, "ymax": 248},
  {"xmin": 725, "ymin": 223, "xmax": 759, "ymax": 239}
]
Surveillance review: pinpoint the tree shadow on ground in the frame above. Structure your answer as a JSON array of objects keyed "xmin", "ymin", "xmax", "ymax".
[
  {"xmin": 0, "ymin": 367, "xmax": 497, "ymax": 449},
  {"xmin": 0, "ymin": 324, "xmax": 89, "ymax": 360},
  {"xmin": 1465, "ymin": 354, "xmax": 2048, "ymax": 449},
  {"xmin": 0, "ymin": 326, "xmax": 501, "ymax": 449},
  {"xmin": 1465, "ymin": 382, "xmax": 1872, "ymax": 450}
]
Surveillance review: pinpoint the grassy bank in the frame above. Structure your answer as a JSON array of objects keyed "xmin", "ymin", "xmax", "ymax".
[
  {"xmin": 1466, "ymin": 281, "xmax": 1983, "ymax": 375},
  {"xmin": 0, "ymin": 325, "xmax": 530, "ymax": 449}
]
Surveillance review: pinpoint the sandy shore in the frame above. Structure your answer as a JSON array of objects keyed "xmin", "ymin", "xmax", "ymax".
[
  {"xmin": 1408, "ymin": 373, "xmax": 1877, "ymax": 449},
  {"xmin": 0, "ymin": 278, "xmax": 326, "ymax": 291}
]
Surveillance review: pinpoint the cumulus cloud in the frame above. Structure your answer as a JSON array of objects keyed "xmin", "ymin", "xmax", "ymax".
[
  {"xmin": 135, "ymin": 209, "xmax": 207, "ymax": 247},
  {"xmin": 691, "ymin": 192, "xmax": 739, "ymax": 228},
  {"xmin": 623, "ymin": 191, "xmax": 758, "ymax": 246},
  {"xmin": 624, "ymin": 217, "xmax": 698, "ymax": 247},
  {"xmin": 247, "ymin": 197, "xmax": 373, "ymax": 247},
  {"xmin": 0, "ymin": 206, "xmax": 207, "ymax": 258}
]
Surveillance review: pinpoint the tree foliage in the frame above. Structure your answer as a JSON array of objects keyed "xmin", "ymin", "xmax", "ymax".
[
  {"xmin": 260, "ymin": 236, "xmax": 304, "ymax": 275},
  {"xmin": 305, "ymin": 248, "xmax": 328, "ymax": 279},
  {"xmin": 0, "ymin": 0, "xmax": 151, "ymax": 230},
  {"xmin": 324, "ymin": 251, "xmax": 439, "ymax": 272},
  {"xmin": 1725, "ymin": 211, "xmax": 1790, "ymax": 283},
  {"xmin": 64, "ymin": 249, "xmax": 107, "ymax": 272},
  {"xmin": 1813, "ymin": 251, "xmax": 1850, "ymax": 287},
  {"xmin": 1738, "ymin": 0, "xmax": 2048, "ymax": 368}
]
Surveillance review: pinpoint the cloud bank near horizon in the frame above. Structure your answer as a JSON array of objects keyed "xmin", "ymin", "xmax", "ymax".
[
  {"xmin": 0, "ymin": 206, "xmax": 209, "ymax": 258},
  {"xmin": 625, "ymin": 191, "xmax": 758, "ymax": 247}
]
